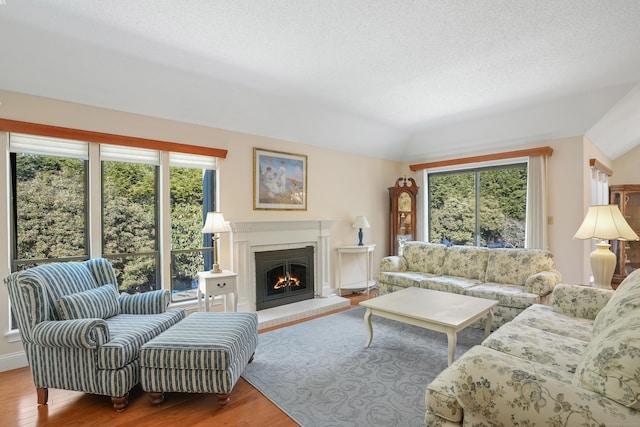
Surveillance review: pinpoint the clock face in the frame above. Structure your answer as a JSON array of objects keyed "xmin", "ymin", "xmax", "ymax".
[{"xmin": 398, "ymin": 192, "xmax": 411, "ymax": 212}]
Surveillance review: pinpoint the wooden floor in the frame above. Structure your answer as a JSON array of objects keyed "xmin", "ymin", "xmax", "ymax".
[{"xmin": 0, "ymin": 292, "xmax": 374, "ymax": 427}]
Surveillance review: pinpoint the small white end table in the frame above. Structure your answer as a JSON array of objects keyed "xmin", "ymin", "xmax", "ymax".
[
  {"xmin": 197, "ymin": 270, "xmax": 238, "ymax": 312},
  {"xmin": 337, "ymin": 244, "xmax": 376, "ymax": 296}
]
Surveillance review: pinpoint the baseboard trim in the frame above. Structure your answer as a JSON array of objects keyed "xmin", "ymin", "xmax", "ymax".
[{"xmin": 0, "ymin": 350, "xmax": 28, "ymax": 372}]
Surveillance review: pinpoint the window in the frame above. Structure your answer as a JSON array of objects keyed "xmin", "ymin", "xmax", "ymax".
[
  {"xmin": 428, "ymin": 164, "xmax": 527, "ymax": 247},
  {"xmin": 8, "ymin": 133, "xmax": 219, "ymax": 302},
  {"xmin": 169, "ymin": 153, "xmax": 217, "ymax": 302},
  {"xmin": 101, "ymin": 145, "xmax": 160, "ymax": 293},
  {"xmin": 9, "ymin": 134, "xmax": 89, "ymax": 270},
  {"xmin": 9, "ymin": 135, "xmax": 90, "ymax": 330}
]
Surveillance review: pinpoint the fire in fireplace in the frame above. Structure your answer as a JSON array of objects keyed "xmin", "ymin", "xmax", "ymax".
[{"xmin": 255, "ymin": 246, "xmax": 314, "ymax": 310}]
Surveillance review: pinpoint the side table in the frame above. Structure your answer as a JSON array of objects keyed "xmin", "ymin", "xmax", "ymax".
[
  {"xmin": 197, "ymin": 270, "xmax": 238, "ymax": 312},
  {"xmin": 337, "ymin": 244, "xmax": 376, "ymax": 296}
]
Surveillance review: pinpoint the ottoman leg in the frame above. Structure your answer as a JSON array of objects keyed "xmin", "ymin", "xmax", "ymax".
[
  {"xmin": 149, "ymin": 392, "xmax": 165, "ymax": 406},
  {"xmin": 249, "ymin": 352, "xmax": 255, "ymax": 363},
  {"xmin": 216, "ymin": 393, "xmax": 230, "ymax": 406}
]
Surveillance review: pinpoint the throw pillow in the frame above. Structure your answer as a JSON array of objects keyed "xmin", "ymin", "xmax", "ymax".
[
  {"xmin": 57, "ymin": 284, "xmax": 120, "ymax": 320},
  {"xmin": 573, "ymin": 313, "xmax": 640, "ymax": 409}
]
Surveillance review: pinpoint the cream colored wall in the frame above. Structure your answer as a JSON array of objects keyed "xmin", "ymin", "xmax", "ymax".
[
  {"xmin": 0, "ymin": 90, "xmax": 406, "ymax": 369},
  {"xmin": 0, "ymin": 89, "xmax": 627, "ymax": 369},
  {"xmin": 611, "ymin": 144, "xmax": 640, "ymax": 185}
]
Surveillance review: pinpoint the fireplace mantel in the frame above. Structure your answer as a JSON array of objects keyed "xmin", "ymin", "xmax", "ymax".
[{"xmin": 229, "ymin": 220, "xmax": 336, "ymax": 312}]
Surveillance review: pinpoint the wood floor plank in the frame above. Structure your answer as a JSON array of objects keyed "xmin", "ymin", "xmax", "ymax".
[{"xmin": 0, "ymin": 292, "xmax": 372, "ymax": 426}]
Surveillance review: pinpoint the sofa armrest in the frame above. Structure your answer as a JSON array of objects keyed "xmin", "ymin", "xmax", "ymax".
[
  {"xmin": 31, "ymin": 319, "xmax": 109, "ymax": 349},
  {"xmin": 380, "ymin": 255, "xmax": 404, "ymax": 272},
  {"xmin": 524, "ymin": 269, "xmax": 562, "ymax": 296},
  {"xmin": 119, "ymin": 289, "xmax": 170, "ymax": 314},
  {"xmin": 551, "ymin": 283, "xmax": 613, "ymax": 320},
  {"xmin": 452, "ymin": 347, "xmax": 637, "ymax": 426}
]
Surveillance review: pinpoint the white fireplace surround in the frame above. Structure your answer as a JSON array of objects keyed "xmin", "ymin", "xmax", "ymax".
[{"xmin": 228, "ymin": 220, "xmax": 335, "ymax": 312}]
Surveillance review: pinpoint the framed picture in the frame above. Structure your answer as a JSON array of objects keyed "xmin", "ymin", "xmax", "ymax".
[{"xmin": 254, "ymin": 148, "xmax": 308, "ymax": 210}]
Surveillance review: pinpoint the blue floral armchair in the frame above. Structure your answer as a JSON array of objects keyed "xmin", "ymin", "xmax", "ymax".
[{"xmin": 4, "ymin": 258, "xmax": 185, "ymax": 410}]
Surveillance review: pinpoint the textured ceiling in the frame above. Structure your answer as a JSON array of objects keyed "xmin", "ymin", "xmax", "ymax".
[{"xmin": 1, "ymin": 0, "xmax": 640, "ymax": 162}]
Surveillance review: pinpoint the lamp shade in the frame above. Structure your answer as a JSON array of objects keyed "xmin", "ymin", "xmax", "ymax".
[
  {"xmin": 352, "ymin": 216, "xmax": 371, "ymax": 229},
  {"xmin": 573, "ymin": 205, "xmax": 639, "ymax": 241},
  {"xmin": 202, "ymin": 212, "xmax": 230, "ymax": 234}
]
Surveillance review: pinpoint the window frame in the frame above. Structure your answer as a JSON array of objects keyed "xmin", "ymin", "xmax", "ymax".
[
  {"xmin": 425, "ymin": 160, "xmax": 528, "ymax": 247},
  {"xmin": 6, "ymin": 132, "xmax": 220, "ymax": 331}
]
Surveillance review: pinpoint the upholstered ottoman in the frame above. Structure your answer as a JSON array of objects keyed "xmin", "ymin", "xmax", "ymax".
[{"xmin": 140, "ymin": 311, "xmax": 258, "ymax": 406}]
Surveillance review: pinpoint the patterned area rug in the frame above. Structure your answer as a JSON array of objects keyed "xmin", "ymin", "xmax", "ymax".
[{"xmin": 241, "ymin": 306, "xmax": 485, "ymax": 427}]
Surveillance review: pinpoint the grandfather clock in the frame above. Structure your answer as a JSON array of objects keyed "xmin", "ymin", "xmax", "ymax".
[{"xmin": 388, "ymin": 177, "xmax": 419, "ymax": 255}]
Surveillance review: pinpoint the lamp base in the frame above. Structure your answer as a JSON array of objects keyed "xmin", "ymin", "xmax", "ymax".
[
  {"xmin": 210, "ymin": 263, "xmax": 222, "ymax": 274},
  {"xmin": 357, "ymin": 228, "xmax": 364, "ymax": 246},
  {"xmin": 591, "ymin": 241, "xmax": 616, "ymax": 289}
]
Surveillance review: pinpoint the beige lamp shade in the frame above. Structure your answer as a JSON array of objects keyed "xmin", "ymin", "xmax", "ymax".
[
  {"xmin": 574, "ymin": 205, "xmax": 639, "ymax": 241},
  {"xmin": 202, "ymin": 212, "xmax": 230, "ymax": 273},
  {"xmin": 574, "ymin": 205, "xmax": 639, "ymax": 289}
]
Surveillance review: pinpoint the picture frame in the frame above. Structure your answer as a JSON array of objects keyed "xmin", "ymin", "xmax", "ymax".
[{"xmin": 253, "ymin": 148, "xmax": 308, "ymax": 210}]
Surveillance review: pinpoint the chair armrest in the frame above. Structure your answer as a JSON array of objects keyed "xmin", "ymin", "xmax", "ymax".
[
  {"xmin": 31, "ymin": 319, "xmax": 109, "ymax": 349},
  {"xmin": 452, "ymin": 347, "xmax": 637, "ymax": 426},
  {"xmin": 119, "ymin": 289, "xmax": 170, "ymax": 314},
  {"xmin": 380, "ymin": 256, "xmax": 404, "ymax": 272},
  {"xmin": 551, "ymin": 283, "xmax": 613, "ymax": 320},
  {"xmin": 524, "ymin": 269, "xmax": 562, "ymax": 295}
]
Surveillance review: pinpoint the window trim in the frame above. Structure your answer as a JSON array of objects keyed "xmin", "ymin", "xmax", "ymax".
[
  {"xmin": 425, "ymin": 161, "xmax": 528, "ymax": 247},
  {"xmin": 0, "ymin": 118, "xmax": 228, "ymax": 159}
]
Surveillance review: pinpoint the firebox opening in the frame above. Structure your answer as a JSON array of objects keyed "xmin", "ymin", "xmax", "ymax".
[{"xmin": 255, "ymin": 246, "xmax": 315, "ymax": 310}]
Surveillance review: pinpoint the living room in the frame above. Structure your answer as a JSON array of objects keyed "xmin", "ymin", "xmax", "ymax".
[{"xmin": 1, "ymin": 1, "xmax": 640, "ymax": 426}]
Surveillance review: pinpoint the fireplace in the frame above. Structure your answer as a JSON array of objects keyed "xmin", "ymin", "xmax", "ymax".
[
  {"xmin": 228, "ymin": 220, "xmax": 335, "ymax": 312},
  {"xmin": 255, "ymin": 246, "xmax": 315, "ymax": 310}
]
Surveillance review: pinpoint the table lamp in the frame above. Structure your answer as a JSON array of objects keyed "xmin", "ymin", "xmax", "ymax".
[
  {"xmin": 202, "ymin": 212, "xmax": 230, "ymax": 273},
  {"xmin": 574, "ymin": 205, "xmax": 639, "ymax": 289},
  {"xmin": 352, "ymin": 216, "xmax": 370, "ymax": 246}
]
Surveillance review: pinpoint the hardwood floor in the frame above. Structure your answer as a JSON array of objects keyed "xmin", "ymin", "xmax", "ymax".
[{"xmin": 0, "ymin": 292, "xmax": 374, "ymax": 427}]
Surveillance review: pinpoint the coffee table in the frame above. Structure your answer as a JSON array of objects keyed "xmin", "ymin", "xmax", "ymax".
[{"xmin": 359, "ymin": 287, "xmax": 498, "ymax": 366}]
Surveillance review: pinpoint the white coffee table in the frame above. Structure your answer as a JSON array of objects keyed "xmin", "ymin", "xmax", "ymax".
[{"xmin": 359, "ymin": 287, "xmax": 498, "ymax": 366}]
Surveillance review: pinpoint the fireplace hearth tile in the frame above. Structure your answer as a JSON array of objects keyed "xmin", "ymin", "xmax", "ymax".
[{"xmin": 257, "ymin": 296, "xmax": 350, "ymax": 330}]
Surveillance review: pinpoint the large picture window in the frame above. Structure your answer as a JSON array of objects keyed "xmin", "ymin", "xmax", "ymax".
[
  {"xmin": 8, "ymin": 133, "xmax": 219, "ymax": 308},
  {"xmin": 428, "ymin": 164, "xmax": 527, "ymax": 247}
]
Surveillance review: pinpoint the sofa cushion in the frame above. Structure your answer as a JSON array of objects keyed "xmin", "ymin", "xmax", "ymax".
[
  {"xmin": 56, "ymin": 284, "xmax": 120, "ymax": 320},
  {"xmin": 510, "ymin": 304, "xmax": 594, "ymax": 342},
  {"xmin": 482, "ymin": 322, "xmax": 588, "ymax": 373},
  {"xmin": 465, "ymin": 283, "xmax": 540, "ymax": 309},
  {"xmin": 573, "ymin": 314, "xmax": 640, "ymax": 409},
  {"xmin": 377, "ymin": 271, "xmax": 438, "ymax": 289},
  {"xmin": 420, "ymin": 276, "xmax": 481, "ymax": 294},
  {"xmin": 401, "ymin": 242, "xmax": 447, "ymax": 274},
  {"xmin": 441, "ymin": 246, "xmax": 488, "ymax": 280},
  {"xmin": 99, "ymin": 310, "xmax": 185, "ymax": 369},
  {"xmin": 593, "ymin": 286, "xmax": 640, "ymax": 337},
  {"xmin": 484, "ymin": 248, "xmax": 555, "ymax": 285}
]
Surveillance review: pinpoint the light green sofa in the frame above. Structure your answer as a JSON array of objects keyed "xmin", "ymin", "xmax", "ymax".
[
  {"xmin": 425, "ymin": 271, "xmax": 640, "ymax": 426},
  {"xmin": 377, "ymin": 241, "xmax": 562, "ymax": 328}
]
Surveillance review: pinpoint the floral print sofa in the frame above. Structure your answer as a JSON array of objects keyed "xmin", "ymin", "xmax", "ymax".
[
  {"xmin": 378, "ymin": 242, "xmax": 562, "ymax": 328},
  {"xmin": 425, "ymin": 271, "xmax": 640, "ymax": 426}
]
